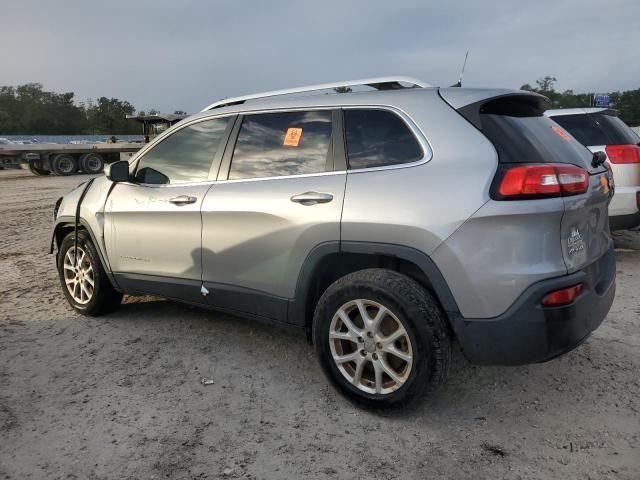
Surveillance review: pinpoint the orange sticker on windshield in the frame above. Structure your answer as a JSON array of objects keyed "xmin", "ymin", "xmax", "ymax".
[
  {"xmin": 283, "ymin": 127, "xmax": 302, "ymax": 147},
  {"xmin": 552, "ymin": 125, "xmax": 572, "ymax": 142}
]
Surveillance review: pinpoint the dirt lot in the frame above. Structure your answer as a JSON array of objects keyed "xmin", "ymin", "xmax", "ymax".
[{"xmin": 0, "ymin": 168, "xmax": 638, "ymax": 480}]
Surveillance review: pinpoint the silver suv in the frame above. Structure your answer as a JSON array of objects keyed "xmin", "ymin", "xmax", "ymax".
[{"xmin": 52, "ymin": 77, "xmax": 616, "ymax": 407}]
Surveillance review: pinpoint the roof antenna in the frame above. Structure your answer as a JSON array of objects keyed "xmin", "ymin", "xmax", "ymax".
[{"xmin": 450, "ymin": 51, "xmax": 469, "ymax": 87}]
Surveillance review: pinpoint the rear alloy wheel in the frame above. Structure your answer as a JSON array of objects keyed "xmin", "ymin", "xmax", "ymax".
[
  {"xmin": 51, "ymin": 154, "xmax": 78, "ymax": 176},
  {"xmin": 314, "ymin": 269, "xmax": 451, "ymax": 407},
  {"xmin": 79, "ymin": 153, "xmax": 104, "ymax": 174},
  {"xmin": 329, "ymin": 299, "xmax": 413, "ymax": 395}
]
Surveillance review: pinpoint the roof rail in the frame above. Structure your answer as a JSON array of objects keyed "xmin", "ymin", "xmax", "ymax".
[{"xmin": 201, "ymin": 76, "xmax": 431, "ymax": 112}]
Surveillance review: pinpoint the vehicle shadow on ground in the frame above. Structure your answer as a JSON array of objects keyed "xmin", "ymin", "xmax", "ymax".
[{"xmin": 104, "ymin": 296, "xmax": 622, "ymax": 422}]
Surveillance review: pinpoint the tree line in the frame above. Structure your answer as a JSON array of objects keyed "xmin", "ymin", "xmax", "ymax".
[
  {"xmin": 0, "ymin": 83, "xmax": 184, "ymax": 135},
  {"xmin": 1, "ymin": 79, "xmax": 639, "ymax": 135},
  {"xmin": 521, "ymin": 76, "xmax": 640, "ymax": 126}
]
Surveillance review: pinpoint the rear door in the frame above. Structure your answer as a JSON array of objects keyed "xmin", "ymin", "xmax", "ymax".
[
  {"xmin": 104, "ymin": 116, "xmax": 233, "ymax": 302},
  {"xmin": 200, "ymin": 109, "xmax": 346, "ymax": 321}
]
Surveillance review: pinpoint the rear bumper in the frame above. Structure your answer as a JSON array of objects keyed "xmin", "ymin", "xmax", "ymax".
[
  {"xmin": 609, "ymin": 186, "xmax": 640, "ymax": 229},
  {"xmin": 610, "ymin": 211, "xmax": 640, "ymax": 230},
  {"xmin": 452, "ymin": 245, "xmax": 616, "ymax": 366}
]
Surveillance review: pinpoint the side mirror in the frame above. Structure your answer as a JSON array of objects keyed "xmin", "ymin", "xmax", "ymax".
[{"xmin": 105, "ymin": 160, "xmax": 130, "ymax": 183}]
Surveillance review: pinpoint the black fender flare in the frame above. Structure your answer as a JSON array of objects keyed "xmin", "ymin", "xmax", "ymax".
[
  {"xmin": 288, "ymin": 240, "xmax": 461, "ymax": 329},
  {"xmin": 51, "ymin": 216, "xmax": 120, "ymax": 289}
]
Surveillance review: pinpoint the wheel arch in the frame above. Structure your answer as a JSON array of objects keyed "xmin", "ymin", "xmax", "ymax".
[
  {"xmin": 289, "ymin": 241, "xmax": 460, "ymax": 340},
  {"xmin": 52, "ymin": 217, "xmax": 119, "ymax": 289}
]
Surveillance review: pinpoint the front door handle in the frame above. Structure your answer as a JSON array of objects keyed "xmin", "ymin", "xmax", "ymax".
[
  {"xmin": 290, "ymin": 191, "xmax": 334, "ymax": 206},
  {"xmin": 169, "ymin": 195, "xmax": 197, "ymax": 206}
]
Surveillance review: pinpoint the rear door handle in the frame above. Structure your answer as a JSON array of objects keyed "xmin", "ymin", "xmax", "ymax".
[
  {"xmin": 169, "ymin": 195, "xmax": 197, "ymax": 206},
  {"xmin": 290, "ymin": 191, "xmax": 334, "ymax": 206}
]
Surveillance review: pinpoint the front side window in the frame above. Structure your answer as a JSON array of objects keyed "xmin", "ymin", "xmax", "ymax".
[
  {"xmin": 135, "ymin": 117, "xmax": 230, "ymax": 184},
  {"xmin": 344, "ymin": 109, "xmax": 423, "ymax": 169},
  {"xmin": 229, "ymin": 110, "xmax": 332, "ymax": 180}
]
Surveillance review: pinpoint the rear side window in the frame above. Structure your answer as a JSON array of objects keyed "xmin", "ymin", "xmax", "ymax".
[
  {"xmin": 135, "ymin": 117, "xmax": 229, "ymax": 184},
  {"xmin": 229, "ymin": 110, "xmax": 332, "ymax": 180},
  {"xmin": 551, "ymin": 114, "xmax": 640, "ymax": 146},
  {"xmin": 344, "ymin": 109, "xmax": 423, "ymax": 169}
]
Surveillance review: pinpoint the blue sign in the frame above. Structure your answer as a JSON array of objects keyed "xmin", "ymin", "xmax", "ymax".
[{"xmin": 593, "ymin": 94, "xmax": 610, "ymax": 107}]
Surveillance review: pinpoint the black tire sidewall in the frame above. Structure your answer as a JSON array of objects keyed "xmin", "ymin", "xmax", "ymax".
[{"xmin": 314, "ymin": 271, "xmax": 445, "ymax": 407}]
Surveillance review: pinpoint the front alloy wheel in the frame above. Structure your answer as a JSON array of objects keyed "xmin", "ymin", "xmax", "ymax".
[
  {"xmin": 57, "ymin": 231, "xmax": 122, "ymax": 315},
  {"xmin": 62, "ymin": 246, "xmax": 95, "ymax": 304}
]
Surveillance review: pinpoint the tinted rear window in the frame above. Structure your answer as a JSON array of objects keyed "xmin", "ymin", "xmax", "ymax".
[
  {"xmin": 476, "ymin": 113, "xmax": 594, "ymax": 166},
  {"xmin": 457, "ymin": 96, "xmax": 595, "ymax": 169},
  {"xmin": 551, "ymin": 114, "xmax": 639, "ymax": 146},
  {"xmin": 344, "ymin": 109, "xmax": 422, "ymax": 169}
]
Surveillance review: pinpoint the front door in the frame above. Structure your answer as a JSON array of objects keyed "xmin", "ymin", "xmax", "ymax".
[
  {"xmin": 104, "ymin": 116, "xmax": 233, "ymax": 302},
  {"xmin": 201, "ymin": 109, "xmax": 346, "ymax": 321}
]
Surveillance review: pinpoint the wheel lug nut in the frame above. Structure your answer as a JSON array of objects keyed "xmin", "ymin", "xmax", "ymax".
[
  {"xmin": 367, "ymin": 331, "xmax": 373, "ymax": 338},
  {"xmin": 357, "ymin": 337, "xmax": 364, "ymax": 343},
  {"xmin": 372, "ymin": 353, "xmax": 378, "ymax": 360},
  {"xmin": 360, "ymin": 350, "xmax": 366, "ymax": 356},
  {"xmin": 376, "ymin": 342, "xmax": 382, "ymax": 349}
]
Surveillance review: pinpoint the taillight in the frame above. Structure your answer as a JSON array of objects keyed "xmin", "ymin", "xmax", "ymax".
[
  {"xmin": 494, "ymin": 164, "xmax": 589, "ymax": 200},
  {"xmin": 605, "ymin": 144, "xmax": 640, "ymax": 164},
  {"xmin": 542, "ymin": 283, "xmax": 584, "ymax": 306}
]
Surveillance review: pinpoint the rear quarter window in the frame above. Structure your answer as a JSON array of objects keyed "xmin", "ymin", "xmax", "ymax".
[{"xmin": 344, "ymin": 109, "xmax": 423, "ymax": 169}]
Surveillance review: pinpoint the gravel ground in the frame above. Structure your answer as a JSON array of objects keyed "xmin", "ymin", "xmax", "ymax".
[{"xmin": 0, "ymin": 169, "xmax": 638, "ymax": 480}]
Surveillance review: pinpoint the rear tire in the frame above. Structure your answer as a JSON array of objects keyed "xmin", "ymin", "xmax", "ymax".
[
  {"xmin": 313, "ymin": 268, "xmax": 451, "ymax": 408},
  {"xmin": 51, "ymin": 154, "xmax": 78, "ymax": 176},
  {"xmin": 79, "ymin": 153, "xmax": 104, "ymax": 174},
  {"xmin": 57, "ymin": 230, "xmax": 122, "ymax": 316}
]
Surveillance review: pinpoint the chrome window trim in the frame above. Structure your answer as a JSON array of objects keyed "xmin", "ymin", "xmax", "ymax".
[
  {"xmin": 216, "ymin": 170, "xmax": 347, "ymax": 185},
  {"xmin": 125, "ymin": 104, "xmax": 432, "ymax": 187}
]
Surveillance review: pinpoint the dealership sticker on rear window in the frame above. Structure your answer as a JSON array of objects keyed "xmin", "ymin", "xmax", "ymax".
[
  {"xmin": 283, "ymin": 127, "xmax": 303, "ymax": 147},
  {"xmin": 551, "ymin": 125, "xmax": 573, "ymax": 142}
]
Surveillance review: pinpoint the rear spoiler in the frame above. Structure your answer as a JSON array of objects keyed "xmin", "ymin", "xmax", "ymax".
[{"xmin": 439, "ymin": 88, "xmax": 550, "ymax": 129}]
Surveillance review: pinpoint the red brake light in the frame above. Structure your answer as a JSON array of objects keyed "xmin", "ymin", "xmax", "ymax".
[
  {"xmin": 605, "ymin": 145, "xmax": 640, "ymax": 164},
  {"xmin": 542, "ymin": 283, "xmax": 583, "ymax": 306},
  {"xmin": 496, "ymin": 164, "xmax": 588, "ymax": 199}
]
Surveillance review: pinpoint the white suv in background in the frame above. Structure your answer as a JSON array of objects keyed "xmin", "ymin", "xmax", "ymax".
[{"xmin": 546, "ymin": 108, "xmax": 640, "ymax": 230}]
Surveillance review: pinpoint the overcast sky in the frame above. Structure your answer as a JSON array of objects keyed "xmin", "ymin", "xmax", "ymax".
[{"xmin": 2, "ymin": 0, "xmax": 639, "ymax": 113}]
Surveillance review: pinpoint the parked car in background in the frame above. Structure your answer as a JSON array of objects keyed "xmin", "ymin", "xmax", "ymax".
[
  {"xmin": 545, "ymin": 108, "xmax": 640, "ymax": 230},
  {"xmin": 51, "ymin": 78, "xmax": 616, "ymax": 407}
]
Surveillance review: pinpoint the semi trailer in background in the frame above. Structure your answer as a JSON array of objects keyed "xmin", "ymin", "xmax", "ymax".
[{"xmin": 0, "ymin": 113, "xmax": 186, "ymax": 176}]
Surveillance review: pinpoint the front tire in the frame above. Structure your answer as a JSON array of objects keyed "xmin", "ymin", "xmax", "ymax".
[
  {"xmin": 313, "ymin": 269, "xmax": 451, "ymax": 408},
  {"xmin": 57, "ymin": 231, "xmax": 122, "ymax": 316}
]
